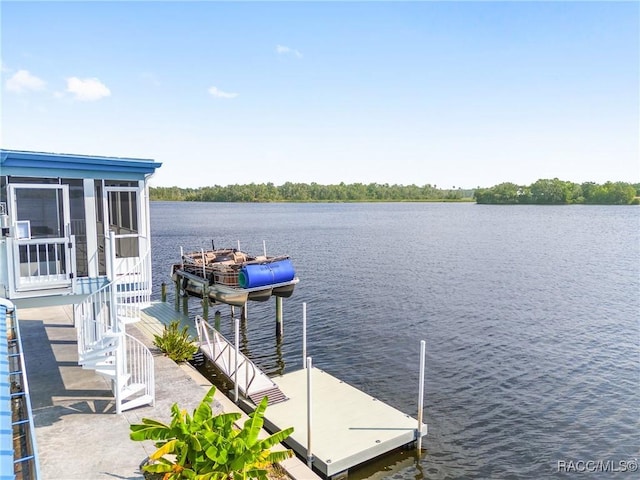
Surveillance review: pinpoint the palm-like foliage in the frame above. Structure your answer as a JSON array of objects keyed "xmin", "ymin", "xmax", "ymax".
[
  {"xmin": 153, "ymin": 320, "xmax": 198, "ymax": 363},
  {"xmin": 130, "ymin": 386, "xmax": 293, "ymax": 479}
]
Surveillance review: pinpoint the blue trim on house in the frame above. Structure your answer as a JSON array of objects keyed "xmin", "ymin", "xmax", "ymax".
[{"xmin": 0, "ymin": 149, "xmax": 162, "ymax": 180}]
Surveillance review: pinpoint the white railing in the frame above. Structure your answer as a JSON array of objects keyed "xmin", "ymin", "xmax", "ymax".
[
  {"xmin": 76, "ymin": 288, "xmax": 115, "ymax": 361},
  {"xmin": 108, "ymin": 233, "xmax": 152, "ymax": 325},
  {"xmin": 117, "ymin": 333, "xmax": 155, "ymax": 413},
  {"xmin": 75, "ymin": 231, "xmax": 154, "ymax": 413},
  {"xmin": 195, "ymin": 316, "xmax": 257, "ymax": 395},
  {"xmin": 12, "ymin": 237, "xmax": 75, "ymax": 291}
]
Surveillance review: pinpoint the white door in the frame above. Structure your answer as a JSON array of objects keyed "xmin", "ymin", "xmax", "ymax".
[
  {"xmin": 8, "ymin": 184, "xmax": 75, "ymax": 292},
  {"xmin": 104, "ymin": 186, "xmax": 141, "ymax": 276}
]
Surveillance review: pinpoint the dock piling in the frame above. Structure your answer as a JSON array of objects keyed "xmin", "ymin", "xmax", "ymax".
[
  {"xmin": 182, "ymin": 293, "xmax": 189, "ymax": 314},
  {"xmin": 161, "ymin": 282, "xmax": 167, "ymax": 302},
  {"xmin": 276, "ymin": 296, "xmax": 283, "ymax": 338},
  {"xmin": 214, "ymin": 310, "xmax": 221, "ymax": 330},
  {"xmin": 202, "ymin": 285, "xmax": 209, "ymax": 321},
  {"xmin": 241, "ymin": 303, "xmax": 247, "ymax": 322},
  {"xmin": 174, "ymin": 278, "xmax": 180, "ymax": 311}
]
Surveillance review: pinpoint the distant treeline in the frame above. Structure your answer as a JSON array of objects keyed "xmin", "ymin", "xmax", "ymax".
[
  {"xmin": 474, "ymin": 179, "xmax": 640, "ymax": 205},
  {"xmin": 149, "ymin": 182, "xmax": 475, "ymax": 202},
  {"xmin": 150, "ymin": 180, "xmax": 640, "ymax": 205}
]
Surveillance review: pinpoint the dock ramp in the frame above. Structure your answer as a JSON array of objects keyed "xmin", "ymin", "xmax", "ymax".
[{"xmin": 194, "ymin": 316, "xmax": 287, "ymax": 405}]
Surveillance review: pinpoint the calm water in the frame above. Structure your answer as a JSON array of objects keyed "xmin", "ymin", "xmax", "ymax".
[{"xmin": 150, "ymin": 202, "xmax": 639, "ymax": 479}]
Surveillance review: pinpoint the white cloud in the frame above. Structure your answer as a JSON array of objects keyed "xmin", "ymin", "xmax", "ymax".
[
  {"xmin": 208, "ymin": 86, "xmax": 238, "ymax": 99},
  {"xmin": 66, "ymin": 76, "xmax": 111, "ymax": 101},
  {"xmin": 6, "ymin": 69, "xmax": 46, "ymax": 92},
  {"xmin": 276, "ymin": 44, "xmax": 302, "ymax": 59}
]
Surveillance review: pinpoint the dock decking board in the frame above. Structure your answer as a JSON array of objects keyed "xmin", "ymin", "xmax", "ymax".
[{"xmin": 139, "ymin": 302, "xmax": 191, "ymax": 338}]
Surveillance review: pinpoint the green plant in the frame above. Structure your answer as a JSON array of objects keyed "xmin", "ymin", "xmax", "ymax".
[
  {"xmin": 154, "ymin": 320, "xmax": 198, "ymax": 363},
  {"xmin": 130, "ymin": 385, "xmax": 294, "ymax": 480}
]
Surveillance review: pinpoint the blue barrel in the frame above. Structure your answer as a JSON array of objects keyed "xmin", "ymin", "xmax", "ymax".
[{"xmin": 238, "ymin": 259, "xmax": 296, "ymax": 288}]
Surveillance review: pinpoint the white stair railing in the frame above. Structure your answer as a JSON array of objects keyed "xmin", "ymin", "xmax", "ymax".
[{"xmin": 75, "ymin": 231, "xmax": 154, "ymax": 413}]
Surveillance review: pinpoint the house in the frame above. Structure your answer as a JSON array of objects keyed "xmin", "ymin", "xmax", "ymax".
[
  {"xmin": 0, "ymin": 149, "xmax": 161, "ymax": 303},
  {"xmin": 1, "ymin": 149, "xmax": 162, "ymax": 478}
]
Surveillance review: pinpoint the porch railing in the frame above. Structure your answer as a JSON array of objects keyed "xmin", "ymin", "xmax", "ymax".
[{"xmin": 11, "ymin": 236, "xmax": 75, "ymax": 291}]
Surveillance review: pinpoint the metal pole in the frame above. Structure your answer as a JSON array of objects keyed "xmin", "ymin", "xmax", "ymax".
[
  {"xmin": 306, "ymin": 356, "xmax": 313, "ymax": 469},
  {"xmin": 234, "ymin": 318, "xmax": 240, "ymax": 403},
  {"xmin": 263, "ymin": 239, "xmax": 267, "ymax": 257},
  {"xmin": 237, "ymin": 239, "xmax": 241, "ymax": 251},
  {"xmin": 417, "ymin": 340, "xmax": 426, "ymax": 452},
  {"xmin": 302, "ymin": 302, "xmax": 307, "ymax": 368}
]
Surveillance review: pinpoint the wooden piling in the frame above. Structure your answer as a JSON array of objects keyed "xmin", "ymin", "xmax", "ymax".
[
  {"xmin": 161, "ymin": 282, "xmax": 167, "ymax": 302},
  {"xmin": 182, "ymin": 293, "xmax": 189, "ymax": 314},
  {"xmin": 202, "ymin": 285, "xmax": 209, "ymax": 321},
  {"xmin": 276, "ymin": 296, "xmax": 283, "ymax": 338},
  {"xmin": 174, "ymin": 278, "xmax": 180, "ymax": 311},
  {"xmin": 241, "ymin": 303, "xmax": 247, "ymax": 322}
]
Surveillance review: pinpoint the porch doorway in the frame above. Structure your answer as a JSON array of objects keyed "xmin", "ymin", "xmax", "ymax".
[
  {"xmin": 7, "ymin": 184, "xmax": 75, "ymax": 292},
  {"xmin": 96, "ymin": 181, "xmax": 142, "ymax": 277}
]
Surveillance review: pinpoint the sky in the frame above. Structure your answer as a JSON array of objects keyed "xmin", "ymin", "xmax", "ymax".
[{"xmin": 1, "ymin": 1, "xmax": 638, "ymax": 189}]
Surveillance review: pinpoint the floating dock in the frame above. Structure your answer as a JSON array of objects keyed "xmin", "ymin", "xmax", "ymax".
[
  {"xmin": 265, "ymin": 367, "xmax": 427, "ymax": 479},
  {"xmin": 194, "ymin": 316, "xmax": 427, "ymax": 479}
]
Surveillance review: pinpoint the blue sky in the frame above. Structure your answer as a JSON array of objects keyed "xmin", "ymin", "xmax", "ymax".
[{"xmin": 2, "ymin": 1, "xmax": 638, "ymax": 188}]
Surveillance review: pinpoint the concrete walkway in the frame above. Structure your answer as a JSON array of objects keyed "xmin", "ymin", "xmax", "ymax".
[{"xmin": 18, "ymin": 305, "xmax": 319, "ymax": 480}]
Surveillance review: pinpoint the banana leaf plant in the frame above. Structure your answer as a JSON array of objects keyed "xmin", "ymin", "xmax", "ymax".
[{"xmin": 130, "ymin": 385, "xmax": 294, "ymax": 479}]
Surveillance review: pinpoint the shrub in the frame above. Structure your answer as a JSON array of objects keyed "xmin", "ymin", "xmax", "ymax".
[
  {"xmin": 130, "ymin": 385, "xmax": 294, "ymax": 479},
  {"xmin": 154, "ymin": 320, "xmax": 198, "ymax": 363}
]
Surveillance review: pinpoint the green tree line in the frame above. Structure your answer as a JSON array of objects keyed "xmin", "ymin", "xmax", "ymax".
[
  {"xmin": 150, "ymin": 180, "xmax": 640, "ymax": 204},
  {"xmin": 474, "ymin": 179, "xmax": 640, "ymax": 205},
  {"xmin": 150, "ymin": 182, "xmax": 475, "ymax": 202}
]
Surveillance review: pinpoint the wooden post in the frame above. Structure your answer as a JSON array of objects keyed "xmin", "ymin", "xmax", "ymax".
[
  {"xmin": 230, "ymin": 305, "xmax": 235, "ymax": 319},
  {"xmin": 174, "ymin": 278, "xmax": 180, "ymax": 311},
  {"xmin": 182, "ymin": 293, "xmax": 189, "ymax": 314},
  {"xmin": 202, "ymin": 284, "xmax": 209, "ymax": 322},
  {"xmin": 276, "ymin": 296, "xmax": 283, "ymax": 338},
  {"xmin": 161, "ymin": 282, "xmax": 167, "ymax": 302},
  {"xmin": 214, "ymin": 310, "xmax": 221, "ymax": 331},
  {"xmin": 241, "ymin": 302, "xmax": 247, "ymax": 322}
]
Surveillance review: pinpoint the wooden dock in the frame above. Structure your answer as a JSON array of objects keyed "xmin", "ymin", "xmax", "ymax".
[{"xmin": 264, "ymin": 367, "xmax": 427, "ymax": 479}]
